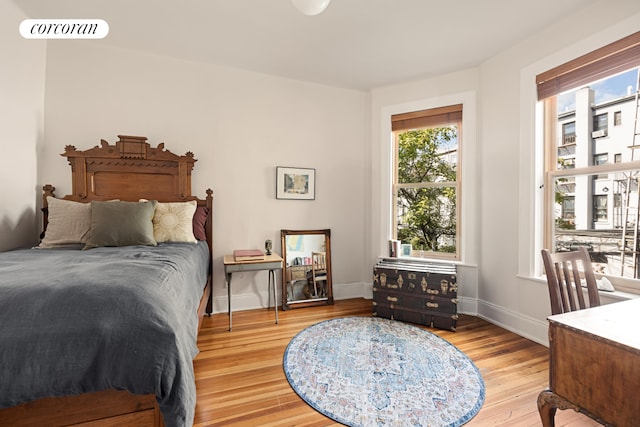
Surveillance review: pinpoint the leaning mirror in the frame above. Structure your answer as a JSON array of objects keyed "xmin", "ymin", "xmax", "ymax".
[{"xmin": 281, "ymin": 229, "xmax": 333, "ymax": 310}]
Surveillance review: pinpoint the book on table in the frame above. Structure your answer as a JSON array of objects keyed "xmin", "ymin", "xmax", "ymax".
[{"xmin": 233, "ymin": 249, "xmax": 265, "ymax": 261}]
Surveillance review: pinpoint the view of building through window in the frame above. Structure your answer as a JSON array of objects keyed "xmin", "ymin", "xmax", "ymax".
[{"xmin": 553, "ymin": 67, "xmax": 640, "ymax": 277}]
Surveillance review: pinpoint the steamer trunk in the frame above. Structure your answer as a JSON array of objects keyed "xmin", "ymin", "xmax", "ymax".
[{"xmin": 372, "ymin": 259, "xmax": 458, "ymax": 331}]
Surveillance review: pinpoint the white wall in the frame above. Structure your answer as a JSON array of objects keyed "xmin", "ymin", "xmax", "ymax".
[
  {"xmin": 370, "ymin": 0, "xmax": 640, "ymax": 345},
  {"xmin": 41, "ymin": 41, "xmax": 369, "ymax": 312},
  {"xmin": 0, "ymin": 0, "xmax": 46, "ymax": 251}
]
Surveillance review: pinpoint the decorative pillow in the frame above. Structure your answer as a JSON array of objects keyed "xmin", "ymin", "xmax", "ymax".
[
  {"xmin": 152, "ymin": 200, "xmax": 198, "ymax": 243},
  {"xmin": 193, "ymin": 206, "xmax": 208, "ymax": 241},
  {"xmin": 83, "ymin": 200, "xmax": 157, "ymax": 249},
  {"xmin": 38, "ymin": 197, "xmax": 91, "ymax": 248}
]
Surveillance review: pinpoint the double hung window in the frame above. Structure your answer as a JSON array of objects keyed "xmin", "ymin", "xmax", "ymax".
[
  {"xmin": 391, "ymin": 105, "xmax": 462, "ymax": 259},
  {"xmin": 537, "ymin": 31, "xmax": 640, "ymax": 279}
]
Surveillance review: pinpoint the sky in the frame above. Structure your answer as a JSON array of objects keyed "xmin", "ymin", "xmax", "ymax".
[{"xmin": 558, "ymin": 67, "xmax": 639, "ymax": 112}]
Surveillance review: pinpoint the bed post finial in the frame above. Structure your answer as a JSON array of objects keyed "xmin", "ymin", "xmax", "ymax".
[
  {"xmin": 43, "ymin": 184, "xmax": 56, "ymax": 200},
  {"xmin": 41, "ymin": 185, "xmax": 56, "ymax": 239}
]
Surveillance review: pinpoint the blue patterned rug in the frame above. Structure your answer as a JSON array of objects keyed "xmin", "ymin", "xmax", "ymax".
[{"xmin": 283, "ymin": 316, "xmax": 485, "ymax": 426}]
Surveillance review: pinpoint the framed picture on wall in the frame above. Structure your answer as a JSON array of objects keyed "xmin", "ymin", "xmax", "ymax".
[{"xmin": 276, "ymin": 166, "xmax": 315, "ymax": 200}]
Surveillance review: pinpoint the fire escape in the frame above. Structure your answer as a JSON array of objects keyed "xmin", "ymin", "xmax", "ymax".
[{"xmin": 619, "ymin": 69, "xmax": 640, "ymax": 277}]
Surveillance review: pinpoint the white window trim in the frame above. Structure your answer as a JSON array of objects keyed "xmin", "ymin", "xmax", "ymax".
[{"xmin": 378, "ymin": 91, "xmax": 477, "ymax": 265}]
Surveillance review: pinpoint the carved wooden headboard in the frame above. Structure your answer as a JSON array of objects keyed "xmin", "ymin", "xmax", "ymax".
[
  {"xmin": 56, "ymin": 134, "xmax": 196, "ymax": 202},
  {"xmin": 42, "ymin": 135, "xmax": 213, "ymax": 252}
]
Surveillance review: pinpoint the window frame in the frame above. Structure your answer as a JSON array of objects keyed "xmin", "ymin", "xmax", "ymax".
[
  {"xmin": 592, "ymin": 194, "xmax": 608, "ymax": 222},
  {"xmin": 562, "ymin": 121, "xmax": 576, "ymax": 144},
  {"xmin": 593, "ymin": 112, "xmax": 609, "ymax": 134},
  {"xmin": 537, "ymin": 31, "xmax": 640, "ymax": 286},
  {"xmin": 562, "ymin": 195, "xmax": 575, "ymax": 220},
  {"xmin": 390, "ymin": 104, "xmax": 463, "ymax": 260}
]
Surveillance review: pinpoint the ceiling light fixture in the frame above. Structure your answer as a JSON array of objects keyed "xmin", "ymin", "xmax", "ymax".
[{"xmin": 292, "ymin": 0, "xmax": 331, "ymax": 16}]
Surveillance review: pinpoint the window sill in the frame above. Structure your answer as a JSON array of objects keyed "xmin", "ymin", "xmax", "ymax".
[
  {"xmin": 605, "ymin": 287, "xmax": 640, "ymax": 300},
  {"xmin": 379, "ymin": 256, "xmax": 477, "ymax": 268},
  {"xmin": 523, "ymin": 274, "xmax": 640, "ymax": 301}
]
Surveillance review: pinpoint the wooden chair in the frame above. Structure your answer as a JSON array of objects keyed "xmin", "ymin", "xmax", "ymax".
[
  {"xmin": 307, "ymin": 252, "xmax": 327, "ymax": 297},
  {"xmin": 541, "ymin": 247, "xmax": 601, "ymax": 315},
  {"xmin": 538, "ymin": 247, "xmax": 604, "ymax": 427}
]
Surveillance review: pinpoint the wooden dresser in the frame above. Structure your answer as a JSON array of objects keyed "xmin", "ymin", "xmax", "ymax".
[
  {"xmin": 372, "ymin": 259, "xmax": 458, "ymax": 331},
  {"xmin": 538, "ymin": 298, "xmax": 640, "ymax": 426}
]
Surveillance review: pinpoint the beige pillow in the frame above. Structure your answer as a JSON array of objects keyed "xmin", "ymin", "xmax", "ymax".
[
  {"xmin": 152, "ymin": 200, "xmax": 197, "ymax": 243},
  {"xmin": 38, "ymin": 197, "xmax": 91, "ymax": 248}
]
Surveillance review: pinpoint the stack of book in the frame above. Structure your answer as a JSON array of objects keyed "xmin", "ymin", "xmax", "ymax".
[
  {"xmin": 233, "ymin": 249, "xmax": 265, "ymax": 262},
  {"xmin": 388, "ymin": 240, "xmax": 401, "ymax": 257}
]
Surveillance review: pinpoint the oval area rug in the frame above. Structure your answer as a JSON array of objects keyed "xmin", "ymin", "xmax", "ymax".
[{"xmin": 283, "ymin": 316, "xmax": 485, "ymax": 426}]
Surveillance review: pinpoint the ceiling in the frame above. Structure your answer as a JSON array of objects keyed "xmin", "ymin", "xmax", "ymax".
[{"xmin": 15, "ymin": 0, "xmax": 599, "ymax": 91}]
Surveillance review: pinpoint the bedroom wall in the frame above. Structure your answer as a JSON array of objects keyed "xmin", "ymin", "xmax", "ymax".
[
  {"xmin": 370, "ymin": 0, "xmax": 640, "ymax": 345},
  {"xmin": 0, "ymin": 1, "xmax": 46, "ymax": 252},
  {"xmin": 40, "ymin": 41, "xmax": 369, "ymax": 313}
]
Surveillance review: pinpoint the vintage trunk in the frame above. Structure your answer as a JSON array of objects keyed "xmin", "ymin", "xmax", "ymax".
[{"xmin": 372, "ymin": 259, "xmax": 458, "ymax": 331}]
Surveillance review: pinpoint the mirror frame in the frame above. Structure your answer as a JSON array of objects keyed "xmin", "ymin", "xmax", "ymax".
[{"xmin": 281, "ymin": 229, "xmax": 334, "ymax": 310}]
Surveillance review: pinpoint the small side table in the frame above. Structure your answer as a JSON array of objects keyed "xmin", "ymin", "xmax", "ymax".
[{"xmin": 223, "ymin": 253, "xmax": 283, "ymax": 331}]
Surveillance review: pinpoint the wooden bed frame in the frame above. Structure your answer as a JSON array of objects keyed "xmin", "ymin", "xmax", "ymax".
[{"xmin": 1, "ymin": 135, "xmax": 213, "ymax": 427}]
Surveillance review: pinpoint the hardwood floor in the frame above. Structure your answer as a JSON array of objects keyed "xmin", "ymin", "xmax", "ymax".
[{"xmin": 194, "ymin": 298, "xmax": 599, "ymax": 426}]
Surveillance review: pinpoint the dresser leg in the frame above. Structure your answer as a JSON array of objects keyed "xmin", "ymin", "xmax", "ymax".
[{"xmin": 537, "ymin": 390, "xmax": 557, "ymax": 427}]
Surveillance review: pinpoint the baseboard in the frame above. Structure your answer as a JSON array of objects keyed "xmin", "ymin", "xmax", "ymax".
[
  {"xmin": 209, "ymin": 282, "xmax": 550, "ymax": 346},
  {"xmin": 476, "ymin": 299, "xmax": 550, "ymax": 346},
  {"xmin": 209, "ymin": 281, "xmax": 372, "ymax": 314},
  {"xmin": 347, "ymin": 281, "xmax": 372, "ymax": 300}
]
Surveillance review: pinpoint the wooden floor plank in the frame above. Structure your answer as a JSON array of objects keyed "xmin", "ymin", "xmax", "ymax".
[{"xmin": 194, "ymin": 298, "xmax": 599, "ymax": 426}]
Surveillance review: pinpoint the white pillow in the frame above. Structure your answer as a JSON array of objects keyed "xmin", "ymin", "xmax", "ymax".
[
  {"xmin": 580, "ymin": 277, "xmax": 615, "ymax": 292},
  {"xmin": 152, "ymin": 200, "xmax": 197, "ymax": 243},
  {"xmin": 39, "ymin": 197, "xmax": 91, "ymax": 248}
]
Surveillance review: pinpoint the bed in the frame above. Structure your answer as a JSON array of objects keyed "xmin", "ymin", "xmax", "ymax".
[{"xmin": 0, "ymin": 135, "xmax": 213, "ymax": 427}]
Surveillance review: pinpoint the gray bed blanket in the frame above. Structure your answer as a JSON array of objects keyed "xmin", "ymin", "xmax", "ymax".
[{"xmin": 0, "ymin": 242, "xmax": 209, "ymax": 427}]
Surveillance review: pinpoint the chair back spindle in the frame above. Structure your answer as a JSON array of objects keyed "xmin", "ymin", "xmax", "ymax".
[{"xmin": 309, "ymin": 252, "xmax": 327, "ymax": 297}]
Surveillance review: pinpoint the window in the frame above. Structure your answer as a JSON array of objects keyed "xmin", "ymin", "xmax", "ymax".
[
  {"xmin": 593, "ymin": 153, "xmax": 608, "ymax": 166},
  {"xmin": 562, "ymin": 122, "xmax": 576, "ymax": 144},
  {"xmin": 562, "ymin": 196, "xmax": 575, "ymax": 220},
  {"xmin": 593, "ymin": 153, "xmax": 608, "ymax": 179},
  {"xmin": 593, "ymin": 195, "xmax": 608, "ymax": 222},
  {"xmin": 537, "ymin": 31, "xmax": 640, "ymax": 280},
  {"xmin": 593, "ymin": 113, "xmax": 608, "ymax": 137},
  {"xmin": 614, "ymin": 111, "xmax": 622, "ymax": 126},
  {"xmin": 391, "ymin": 104, "xmax": 462, "ymax": 259}
]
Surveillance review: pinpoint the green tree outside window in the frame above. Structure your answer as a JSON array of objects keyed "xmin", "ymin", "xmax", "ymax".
[{"xmin": 395, "ymin": 127, "xmax": 457, "ymax": 254}]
